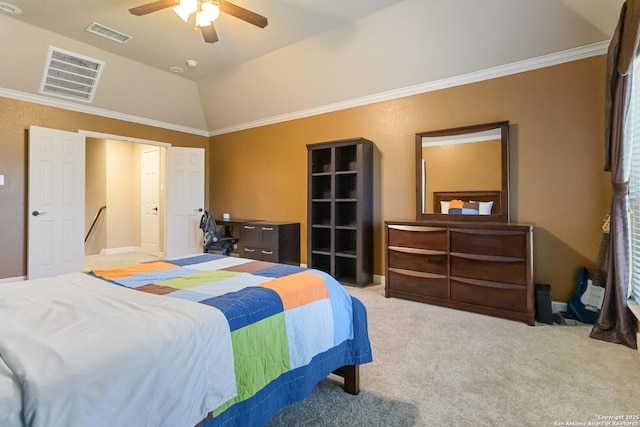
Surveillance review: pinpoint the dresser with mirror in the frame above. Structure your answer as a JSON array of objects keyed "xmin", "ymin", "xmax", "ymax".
[{"xmin": 385, "ymin": 121, "xmax": 535, "ymax": 325}]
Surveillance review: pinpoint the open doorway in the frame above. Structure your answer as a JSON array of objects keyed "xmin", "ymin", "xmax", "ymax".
[
  {"xmin": 26, "ymin": 126, "xmax": 205, "ymax": 276},
  {"xmin": 84, "ymin": 137, "xmax": 166, "ymax": 261}
]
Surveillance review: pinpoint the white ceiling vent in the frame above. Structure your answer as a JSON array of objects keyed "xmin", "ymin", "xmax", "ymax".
[
  {"xmin": 39, "ymin": 46, "xmax": 105, "ymax": 103},
  {"xmin": 85, "ymin": 22, "xmax": 132, "ymax": 44}
]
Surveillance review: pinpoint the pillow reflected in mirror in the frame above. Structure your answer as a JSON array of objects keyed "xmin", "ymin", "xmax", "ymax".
[{"xmin": 448, "ymin": 200, "xmax": 479, "ymax": 215}]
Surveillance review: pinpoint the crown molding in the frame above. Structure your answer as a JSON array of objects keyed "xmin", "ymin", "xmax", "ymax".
[
  {"xmin": 0, "ymin": 87, "xmax": 209, "ymax": 137},
  {"xmin": 209, "ymin": 41, "xmax": 609, "ymax": 136},
  {"xmin": 0, "ymin": 41, "xmax": 609, "ymax": 138}
]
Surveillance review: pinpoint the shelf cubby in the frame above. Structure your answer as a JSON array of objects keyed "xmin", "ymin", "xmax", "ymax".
[
  {"xmin": 335, "ymin": 201, "xmax": 357, "ymax": 227},
  {"xmin": 311, "ymin": 201, "xmax": 331, "ymax": 226},
  {"xmin": 335, "ymin": 228, "xmax": 357, "ymax": 255},
  {"xmin": 335, "ymin": 257, "xmax": 357, "ymax": 284},
  {"xmin": 311, "ymin": 148, "xmax": 332, "ymax": 174},
  {"xmin": 311, "ymin": 174, "xmax": 332, "ymax": 200},
  {"xmin": 311, "ymin": 227, "xmax": 331, "ymax": 253},
  {"xmin": 335, "ymin": 144, "xmax": 357, "ymax": 172},
  {"xmin": 335, "ymin": 172, "xmax": 357, "ymax": 199}
]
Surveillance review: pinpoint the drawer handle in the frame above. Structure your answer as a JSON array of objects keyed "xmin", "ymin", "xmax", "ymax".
[
  {"xmin": 262, "ymin": 227, "xmax": 274, "ymax": 231},
  {"xmin": 244, "ymin": 248, "xmax": 256, "ymax": 252},
  {"xmin": 244, "ymin": 225, "xmax": 255, "ymax": 230},
  {"xmin": 388, "ymin": 225, "xmax": 446, "ymax": 232},
  {"xmin": 262, "ymin": 250, "xmax": 273, "ymax": 255},
  {"xmin": 389, "ymin": 246, "xmax": 446, "ymax": 256}
]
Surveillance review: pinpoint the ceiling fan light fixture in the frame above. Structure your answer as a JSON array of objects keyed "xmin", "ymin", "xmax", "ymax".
[
  {"xmin": 195, "ymin": 10, "xmax": 211, "ymax": 27},
  {"xmin": 201, "ymin": 2, "xmax": 220, "ymax": 22},
  {"xmin": 173, "ymin": 5, "xmax": 191, "ymax": 22},
  {"xmin": 181, "ymin": 0, "xmax": 198, "ymax": 13}
]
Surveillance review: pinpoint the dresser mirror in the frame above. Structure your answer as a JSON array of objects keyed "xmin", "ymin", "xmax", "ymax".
[{"xmin": 415, "ymin": 121, "xmax": 510, "ymax": 222}]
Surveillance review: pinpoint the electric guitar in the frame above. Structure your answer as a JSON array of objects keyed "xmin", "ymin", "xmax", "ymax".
[{"xmin": 565, "ymin": 214, "xmax": 609, "ymax": 324}]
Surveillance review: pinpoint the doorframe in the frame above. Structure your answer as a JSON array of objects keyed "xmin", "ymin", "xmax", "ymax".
[{"xmin": 80, "ymin": 130, "xmax": 171, "ymax": 258}]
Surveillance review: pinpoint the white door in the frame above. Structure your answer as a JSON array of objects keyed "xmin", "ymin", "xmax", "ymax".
[
  {"xmin": 28, "ymin": 126, "xmax": 85, "ymax": 279},
  {"xmin": 165, "ymin": 147, "xmax": 204, "ymax": 258},
  {"xmin": 141, "ymin": 147, "xmax": 161, "ymax": 256}
]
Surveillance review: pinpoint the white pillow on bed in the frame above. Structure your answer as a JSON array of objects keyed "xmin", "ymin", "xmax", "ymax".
[
  {"xmin": 478, "ymin": 201, "xmax": 493, "ymax": 215},
  {"xmin": 440, "ymin": 201, "xmax": 450, "ymax": 214},
  {"xmin": 467, "ymin": 200, "xmax": 494, "ymax": 215}
]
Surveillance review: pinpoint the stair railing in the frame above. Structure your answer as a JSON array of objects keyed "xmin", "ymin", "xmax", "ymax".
[{"xmin": 85, "ymin": 205, "xmax": 106, "ymax": 243}]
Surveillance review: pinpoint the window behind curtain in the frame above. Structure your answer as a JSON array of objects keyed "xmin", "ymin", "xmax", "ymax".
[{"xmin": 629, "ymin": 56, "xmax": 640, "ymax": 300}]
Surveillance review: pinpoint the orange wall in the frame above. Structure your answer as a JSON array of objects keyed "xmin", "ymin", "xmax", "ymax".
[
  {"xmin": 209, "ymin": 55, "xmax": 611, "ymax": 301},
  {"xmin": 0, "ymin": 98, "xmax": 209, "ymax": 279},
  {"xmin": 0, "ymin": 55, "xmax": 610, "ymax": 302}
]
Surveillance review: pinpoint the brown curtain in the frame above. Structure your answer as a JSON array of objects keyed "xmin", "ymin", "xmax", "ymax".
[{"xmin": 590, "ymin": 0, "xmax": 640, "ymax": 349}]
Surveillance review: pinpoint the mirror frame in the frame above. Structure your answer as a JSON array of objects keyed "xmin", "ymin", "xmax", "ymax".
[{"xmin": 415, "ymin": 121, "xmax": 510, "ymax": 222}]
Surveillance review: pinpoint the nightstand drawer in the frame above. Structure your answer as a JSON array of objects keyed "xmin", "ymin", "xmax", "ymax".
[{"xmin": 387, "ymin": 225, "xmax": 447, "ymax": 250}]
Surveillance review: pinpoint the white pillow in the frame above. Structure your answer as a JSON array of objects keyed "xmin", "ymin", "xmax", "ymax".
[
  {"xmin": 478, "ymin": 201, "xmax": 493, "ymax": 215},
  {"xmin": 469, "ymin": 200, "xmax": 494, "ymax": 215},
  {"xmin": 440, "ymin": 201, "xmax": 450, "ymax": 214}
]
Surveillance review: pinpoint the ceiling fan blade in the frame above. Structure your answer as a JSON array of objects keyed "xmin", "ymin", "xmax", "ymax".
[
  {"xmin": 220, "ymin": 1, "xmax": 268, "ymax": 28},
  {"xmin": 201, "ymin": 24, "xmax": 219, "ymax": 43},
  {"xmin": 129, "ymin": 0, "xmax": 178, "ymax": 16}
]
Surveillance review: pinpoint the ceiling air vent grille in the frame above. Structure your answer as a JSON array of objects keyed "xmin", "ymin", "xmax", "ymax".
[
  {"xmin": 85, "ymin": 22, "xmax": 132, "ymax": 44},
  {"xmin": 39, "ymin": 46, "xmax": 105, "ymax": 103}
]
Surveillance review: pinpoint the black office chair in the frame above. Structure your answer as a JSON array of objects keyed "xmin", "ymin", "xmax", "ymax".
[{"xmin": 199, "ymin": 210, "xmax": 238, "ymax": 256}]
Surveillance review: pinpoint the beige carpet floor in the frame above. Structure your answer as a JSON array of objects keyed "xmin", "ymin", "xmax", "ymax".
[{"xmin": 268, "ymin": 284, "xmax": 640, "ymax": 426}]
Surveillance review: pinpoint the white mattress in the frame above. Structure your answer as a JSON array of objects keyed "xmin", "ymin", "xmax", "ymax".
[
  {"xmin": 0, "ymin": 357, "xmax": 22, "ymax": 427},
  {"xmin": 0, "ymin": 272, "xmax": 236, "ymax": 427}
]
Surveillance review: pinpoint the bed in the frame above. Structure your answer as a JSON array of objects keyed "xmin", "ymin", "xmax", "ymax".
[{"xmin": 0, "ymin": 254, "xmax": 372, "ymax": 427}]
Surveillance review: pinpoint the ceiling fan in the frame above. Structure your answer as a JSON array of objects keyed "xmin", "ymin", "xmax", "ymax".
[{"xmin": 129, "ymin": 0, "xmax": 268, "ymax": 44}]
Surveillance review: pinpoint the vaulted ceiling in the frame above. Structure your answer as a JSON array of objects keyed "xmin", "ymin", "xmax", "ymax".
[{"xmin": 0, "ymin": 0, "xmax": 625, "ymax": 135}]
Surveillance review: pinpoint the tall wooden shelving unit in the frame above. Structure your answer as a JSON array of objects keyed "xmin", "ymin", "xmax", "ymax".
[{"xmin": 307, "ymin": 138, "xmax": 373, "ymax": 286}]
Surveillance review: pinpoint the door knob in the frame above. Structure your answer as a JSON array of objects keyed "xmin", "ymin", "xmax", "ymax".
[
  {"xmin": 32, "ymin": 210, "xmax": 47, "ymax": 216},
  {"xmin": 152, "ymin": 207, "xmax": 158, "ymax": 211}
]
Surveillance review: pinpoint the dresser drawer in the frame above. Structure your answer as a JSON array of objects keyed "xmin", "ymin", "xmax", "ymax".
[
  {"xmin": 450, "ymin": 254, "xmax": 526, "ymax": 285},
  {"xmin": 259, "ymin": 225, "xmax": 279, "ymax": 249},
  {"xmin": 260, "ymin": 249, "xmax": 279, "ymax": 263},
  {"xmin": 243, "ymin": 224, "xmax": 262, "ymax": 247},
  {"xmin": 388, "ymin": 268, "xmax": 448, "ymax": 299},
  {"xmin": 450, "ymin": 277, "xmax": 527, "ymax": 312},
  {"xmin": 242, "ymin": 247, "xmax": 261, "ymax": 260},
  {"xmin": 387, "ymin": 225, "xmax": 447, "ymax": 250},
  {"xmin": 388, "ymin": 246, "xmax": 447, "ymax": 275},
  {"xmin": 450, "ymin": 229, "xmax": 527, "ymax": 258}
]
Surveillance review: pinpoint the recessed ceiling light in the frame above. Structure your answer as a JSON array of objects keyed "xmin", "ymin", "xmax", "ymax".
[
  {"xmin": 170, "ymin": 66, "xmax": 184, "ymax": 73},
  {"xmin": 0, "ymin": 2, "xmax": 21, "ymax": 14}
]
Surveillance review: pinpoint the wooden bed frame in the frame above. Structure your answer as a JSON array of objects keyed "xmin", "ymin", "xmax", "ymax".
[
  {"xmin": 433, "ymin": 190, "xmax": 502, "ymax": 214},
  {"xmin": 333, "ymin": 364, "xmax": 360, "ymax": 394}
]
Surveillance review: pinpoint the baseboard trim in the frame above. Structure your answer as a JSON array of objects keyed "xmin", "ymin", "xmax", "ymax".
[
  {"xmin": 0, "ymin": 275, "xmax": 26, "ymax": 284},
  {"xmin": 552, "ymin": 301, "xmax": 567, "ymax": 313},
  {"xmin": 100, "ymin": 246, "xmax": 141, "ymax": 255}
]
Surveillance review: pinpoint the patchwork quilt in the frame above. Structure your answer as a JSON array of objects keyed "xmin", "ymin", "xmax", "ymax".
[{"xmin": 88, "ymin": 254, "xmax": 372, "ymax": 426}]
